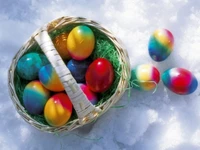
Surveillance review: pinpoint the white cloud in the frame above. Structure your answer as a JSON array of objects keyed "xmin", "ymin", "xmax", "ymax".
[
  {"xmin": 191, "ymin": 129, "xmax": 200, "ymax": 146},
  {"xmin": 159, "ymin": 116, "xmax": 184, "ymax": 150},
  {"xmin": 147, "ymin": 109, "xmax": 158, "ymax": 124}
]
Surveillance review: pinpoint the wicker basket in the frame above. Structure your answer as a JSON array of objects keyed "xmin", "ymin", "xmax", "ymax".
[{"xmin": 8, "ymin": 16, "xmax": 131, "ymax": 133}]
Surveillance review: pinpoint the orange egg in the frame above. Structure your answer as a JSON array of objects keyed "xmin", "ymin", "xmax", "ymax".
[
  {"xmin": 39, "ymin": 64, "xmax": 65, "ymax": 92},
  {"xmin": 53, "ymin": 32, "xmax": 71, "ymax": 60}
]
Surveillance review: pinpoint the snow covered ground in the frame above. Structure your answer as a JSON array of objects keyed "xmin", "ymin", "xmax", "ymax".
[{"xmin": 1, "ymin": 0, "xmax": 200, "ymax": 149}]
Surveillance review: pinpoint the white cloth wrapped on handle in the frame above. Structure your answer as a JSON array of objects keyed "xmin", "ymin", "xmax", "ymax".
[{"xmin": 34, "ymin": 26, "xmax": 101, "ymax": 125}]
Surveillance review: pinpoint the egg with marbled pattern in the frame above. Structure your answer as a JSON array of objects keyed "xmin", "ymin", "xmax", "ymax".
[{"xmin": 17, "ymin": 53, "xmax": 49, "ymax": 80}]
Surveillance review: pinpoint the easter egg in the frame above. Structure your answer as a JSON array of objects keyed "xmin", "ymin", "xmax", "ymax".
[
  {"xmin": 44, "ymin": 93, "xmax": 73, "ymax": 127},
  {"xmin": 130, "ymin": 64, "xmax": 160, "ymax": 91},
  {"xmin": 162, "ymin": 68, "xmax": 198, "ymax": 95},
  {"xmin": 148, "ymin": 29, "xmax": 174, "ymax": 62},
  {"xmin": 67, "ymin": 58, "xmax": 92, "ymax": 83},
  {"xmin": 86, "ymin": 58, "xmax": 114, "ymax": 93},
  {"xmin": 53, "ymin": 32, "xmax": 71, "ymax": 60},
  {"xmin": 39, "ymin": 64, "xmax": 64, "ymax": 92},
  {"xmin": 67, "ymin": 25, "xmax": 95, "ymax": 60},
  {"xmin": 79, "ymin": 83, "xmax": 98, "ymax": 105},
  {"xmin": 16, "ymin": 53, "xmax": 49, "ymax": 80},
  {"xmin": 23, "ymin": 80, "xmax": 50, "ymax": 115}
]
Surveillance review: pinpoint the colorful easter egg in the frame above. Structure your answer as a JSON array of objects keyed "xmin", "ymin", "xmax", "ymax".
[
  {"xmin": 130, "ymin": 64, "xmax": 160, "ymax": 91},
  {"xmin": 67, "ymin": 58, "xmax": 92, "ymax": 83},
  {"xmin": 162, "ymin": 68, "xmax": 198, "ymax": 95},
  {"xmin": 44, "ymin": 93, "xmax": 73, "ymax": 127},
  {"xmin": 39, "ymin": 64, "xmax": 64, "ymax": 92},
  {"xmin": 86, "ymin": 58, "xmax": 114, "ymax": 93},
  {"xmin": 67, "ymin": 25, "xmax": 95, "ymax": 60},
  {"xmin": 16, "ymin": 53, "xmax": 49, "ymax": 80},
  {"xmin": 79, "ymin": 83, "xmax": 98, "ymax": 105},
  {"xmin": 53, "ymin": 32, "xmax": 71, "ymax": 60},
  {"xmin": 23, "ymin": 80, "xmax": 50, "ymax": 115},
  {"xmin": 148, "ymin": 29, "xmax": 174, "ymax": 62}
]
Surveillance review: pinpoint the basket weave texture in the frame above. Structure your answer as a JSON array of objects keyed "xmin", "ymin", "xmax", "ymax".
[{"xmin": 8, "ymin": 16, "xmax": 131, "ymax": 133}]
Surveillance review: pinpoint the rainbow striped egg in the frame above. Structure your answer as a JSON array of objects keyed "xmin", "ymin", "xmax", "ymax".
[
  {"xmin": 79, "ymin": 83, "xmax": 98, "ymax": 105},
  {"xmin": 67, "ymin": 25, "xmax": 95, "ymax": 60},
  {"xmin": 44, "ymin": 93, "xmax": 73, "ymax": 127},
  {"xmin": 148, "ymin": 29, "xmax": 174, "ymax": 62},
  {"xmin": 39, "ymin": 64, "xmax": 64, "ymax": 92},
  {"xmin": 130, "ymin": 64, "xmax": 160, "ymax": 91},
  {"xmin": 162, "ymin": 68, "xmax": 198, "ymax": 95},
  {"xmin": 23, "ymin": 80, "xmax": 50, "ymax": 115}
]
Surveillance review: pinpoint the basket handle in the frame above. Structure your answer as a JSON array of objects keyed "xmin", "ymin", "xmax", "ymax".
[{"xmin": 33, "ymin": 26, "xmax": 101, "ymax": 125}]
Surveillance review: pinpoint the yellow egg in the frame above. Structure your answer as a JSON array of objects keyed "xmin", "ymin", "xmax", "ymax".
[
  {"xmin": 67, "ymin": 25, "xmax": 95, "ymax": 60},
  {"xmin": 44, "ymin": 93, "xmax": 72, "ymax": 127}
]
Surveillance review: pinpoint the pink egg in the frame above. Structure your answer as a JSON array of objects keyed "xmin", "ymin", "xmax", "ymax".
[{"xmin": 79, "ymin": 83, "xmax": 98, "ymax": 105}]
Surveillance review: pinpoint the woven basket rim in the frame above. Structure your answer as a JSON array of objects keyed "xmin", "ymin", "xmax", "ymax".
[{"xmin": 8, "ymin": 16, "xmax": 131, "ymax": 133}]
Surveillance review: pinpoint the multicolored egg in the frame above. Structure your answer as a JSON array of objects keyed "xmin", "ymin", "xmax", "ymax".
[
  {"xmin": 23, "ymin": 80, "xmax": 50, "ymax": 115},
  {"xmin": 67, "ymin": 58, "xmax": 92, "ymax": 83},
  {"xmin": 130, "ymin": 64, "xmax": 160, "ymax": 91},
  {"xmin": 86, "ymin": 58, "xmax": 114, "ymax": 93},
  {"xmin": 67, "ymin": 25, "xmax": 95, "ymax": 60},
  {"xmin": 39, "ymin": 64, "xmax": 64, "ymax": 92},
  {"xmin": 53, "ymin": 32, "xmax": 71, "ymax": 60},
  {"xmin": 16, "ymin": 53, "xmax": 49, "ymax": 80},
  {"xmin": 148, "ymin": 29, "xmax": 174, "ymax": 62},
  {"xmin": 162, "ymin": 68, "xmax": 198, "ymax": 95},
  {"xmin": 44, "ymin": 93, "xmax": 73, "ymax": 127},
  {"xmin": 79, "ymin": 83, "xmax": 98, "ymax": 105}
]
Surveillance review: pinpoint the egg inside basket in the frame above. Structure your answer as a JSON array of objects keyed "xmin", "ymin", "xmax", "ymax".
[{"xmin": 8, "ymin": 16, "xmax": 130, "ymax": 133}]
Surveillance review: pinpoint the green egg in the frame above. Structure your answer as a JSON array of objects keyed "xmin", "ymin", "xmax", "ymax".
[{"xmin": 16, "ymin": 52, "xmax": 49, "ymax": 80}]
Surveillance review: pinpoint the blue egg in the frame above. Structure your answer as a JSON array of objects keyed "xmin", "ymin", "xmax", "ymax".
[
  {"xmin": 23, "ymin": 80, "xmax": 50, "ymax": 115},
  {"xmin": 16, "ymin": 53, "xmax": 49, "ymax": 80},
  {"xmin": 67, "ymin": 58, "xmax": 92, "ymax": 83}
]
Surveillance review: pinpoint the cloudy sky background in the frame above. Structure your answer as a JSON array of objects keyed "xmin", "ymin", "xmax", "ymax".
[{"xmin": 1, "ymin": 0, "xmax": 200, "ymax": 149}]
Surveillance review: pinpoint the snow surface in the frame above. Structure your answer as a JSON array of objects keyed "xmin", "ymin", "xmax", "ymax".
[{"xmin": 1, "ymin": 0, "xmax": 200, "ymax": 150}]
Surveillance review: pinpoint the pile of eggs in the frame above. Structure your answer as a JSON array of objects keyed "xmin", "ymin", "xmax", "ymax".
[
  {"xmin": 130, "ymin": 29, "xmax": 198, "ymax": 95},
  {"xmin": 16, "ymin": 26, "xmax": 198, "ymax": 127},
  {"xmin": 16, "ymin": 25, "xmax": 115, "ymax": 127}
]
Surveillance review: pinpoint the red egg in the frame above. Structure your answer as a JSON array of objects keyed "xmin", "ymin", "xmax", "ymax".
[
  {"xmin": 86, "ymin": 58, "xmax": 114, "ymax": 93},
  {"xmin": 162, "ymin": 68, "xmax": 198, "ymax": 95}
]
